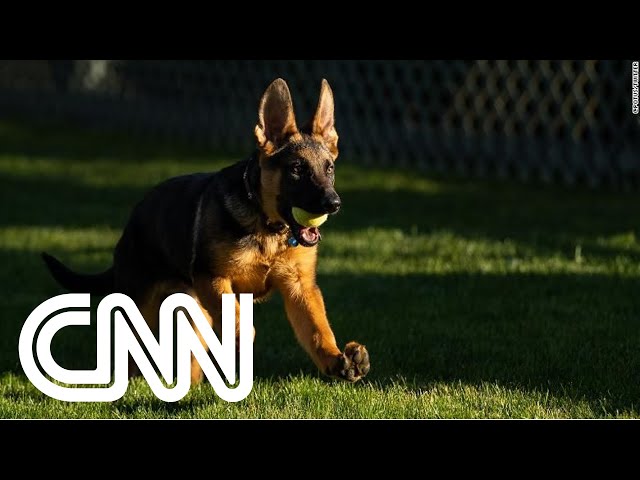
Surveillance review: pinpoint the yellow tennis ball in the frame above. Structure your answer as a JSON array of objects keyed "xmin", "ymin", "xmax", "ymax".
[{"xmin": 292, "ymin": 207, "xmax": 328, "ymax": 228}]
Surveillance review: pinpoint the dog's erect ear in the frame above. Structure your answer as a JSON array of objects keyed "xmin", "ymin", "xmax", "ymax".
[
  {"xmin": 255, "ymin": 78, "xmax": 299, "ymax": 154},
  {"xmin": 311, "ymin": 79, "xmax": 338, "ymax": 159}
]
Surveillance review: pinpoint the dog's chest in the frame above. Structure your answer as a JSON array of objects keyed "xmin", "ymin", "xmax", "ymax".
[{"xmin": 225, "ymin": 233, "xmax": 288, "ymax": 296}]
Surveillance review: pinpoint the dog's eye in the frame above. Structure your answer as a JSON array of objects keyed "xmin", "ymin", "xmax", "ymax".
[{"xmin": 326, "ymin": 163, "xmax": 334, "ymax": 175}]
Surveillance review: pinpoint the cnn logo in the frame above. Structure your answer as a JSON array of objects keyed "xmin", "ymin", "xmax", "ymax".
[{"xmin": 19, "ymin": 293, "xmax": 253, "ymax": 402}]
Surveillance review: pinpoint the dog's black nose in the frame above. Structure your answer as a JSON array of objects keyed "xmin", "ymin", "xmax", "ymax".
[{"xmin": 322, "ymin": 192, "xmax": 341, "ymax": 214}]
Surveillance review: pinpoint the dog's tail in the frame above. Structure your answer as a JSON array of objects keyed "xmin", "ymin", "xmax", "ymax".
[{"xmin": 41, "ymin": 252, "xmax": 115, "ymax": 295}]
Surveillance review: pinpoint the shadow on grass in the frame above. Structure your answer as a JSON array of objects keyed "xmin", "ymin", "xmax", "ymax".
[
  {"xmin": 333, "ymin": 186, "xmax": 640, "ymax": 262},
  {"xmin": 0, "ymin": 173, "xmax": 141, "ymax": 229},
  {"xmin": 250, "ymin": 271, "xmax": 640, "ymax": 414}
]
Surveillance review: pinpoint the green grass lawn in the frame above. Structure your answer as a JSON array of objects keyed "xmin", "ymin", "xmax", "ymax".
[{"xmin": 1, "ymin": 122, "xmax": 639, "ymax": 418}]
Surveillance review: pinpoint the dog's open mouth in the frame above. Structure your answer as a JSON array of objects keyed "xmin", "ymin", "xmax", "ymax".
[
  {"xmin": 298, "ymin": 225, "xmax": 321, "ymax": 246},
  {"xmin": 286, "ymin": 209, "xmax": 322, "ymax": 247},
  {"xmin": 291, "ymin": 222, "xmax": 321, "ymax": 247}
]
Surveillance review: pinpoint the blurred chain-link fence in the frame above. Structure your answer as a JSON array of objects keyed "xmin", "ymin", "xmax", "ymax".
[{"xmin": 0, "ymin": 60, "xmax": 637, "ymax": 188}]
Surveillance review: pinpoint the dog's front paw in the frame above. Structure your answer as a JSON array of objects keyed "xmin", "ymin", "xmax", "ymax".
[{"xmin": 331, "ymin": 342, "xmax": 370, "ymax": 382}]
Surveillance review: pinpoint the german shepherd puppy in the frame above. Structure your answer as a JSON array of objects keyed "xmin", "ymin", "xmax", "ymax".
[{"xmin": 42, "ymin": 78, "xmax": 370, "ymax": 384}]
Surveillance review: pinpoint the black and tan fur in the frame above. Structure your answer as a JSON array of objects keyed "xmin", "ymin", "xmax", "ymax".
[{"xmin": 42, "ymin": 78, "xmax": 370, "ymax": 384}]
